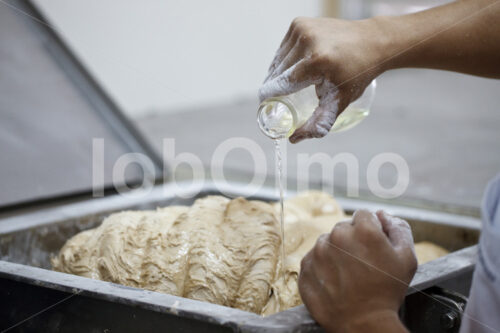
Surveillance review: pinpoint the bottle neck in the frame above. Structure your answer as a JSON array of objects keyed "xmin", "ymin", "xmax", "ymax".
[{"xmin": 257, "ymin": 98, "xmax": 297, "ymax": 139}]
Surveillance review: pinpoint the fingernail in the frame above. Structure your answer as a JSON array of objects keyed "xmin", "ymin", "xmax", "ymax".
[{"xmin": 290, "ymin": 134, "xmax": 304, "ymax": 143}]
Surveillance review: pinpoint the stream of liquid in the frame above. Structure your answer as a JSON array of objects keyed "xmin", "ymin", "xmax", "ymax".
[{"xmin": 274, "ymin": 139, "xmax": 286, "ymax": 282}]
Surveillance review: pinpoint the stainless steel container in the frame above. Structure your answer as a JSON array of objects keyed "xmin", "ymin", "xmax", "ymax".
[{"xmin": 0, "ymin": 182, "xmax": 481, "ymax": 332}]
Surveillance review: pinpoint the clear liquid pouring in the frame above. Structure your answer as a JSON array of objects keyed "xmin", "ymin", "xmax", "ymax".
[{"xmin": 259, "ymin": 81, "xmax": 377, "ymax": 290}]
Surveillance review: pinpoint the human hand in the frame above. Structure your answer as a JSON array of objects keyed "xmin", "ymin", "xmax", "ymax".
[
  {"xmin": 259, "ymin": 17, "xmax": 385, "ymax": 143},
  {"xmin": 260, "ymin": 0, "xmax": 500, "ymax": 143},
  {"xmin": 298, "ymin": 210, "xmax": 417, "ymax": 333}
]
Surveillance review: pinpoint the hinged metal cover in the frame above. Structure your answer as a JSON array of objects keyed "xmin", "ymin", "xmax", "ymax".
[{"xmin": 0, "ymin": 0, "xmax": 163, "ymax": 209}]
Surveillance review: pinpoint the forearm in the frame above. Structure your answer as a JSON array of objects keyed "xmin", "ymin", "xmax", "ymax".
[{"xmin": 373, "ymin": 0, "xmax": 500, "ymax": 78}]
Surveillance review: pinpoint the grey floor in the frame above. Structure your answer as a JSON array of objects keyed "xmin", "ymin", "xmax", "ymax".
[{"xmin": 136, "ymin": 69, "xmax": 500, "ymax": 214}]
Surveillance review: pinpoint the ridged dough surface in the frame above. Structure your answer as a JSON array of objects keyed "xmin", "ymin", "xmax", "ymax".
[{"xmin": 52, "ymin": 191, "xmax": 448, "ymax": 315}]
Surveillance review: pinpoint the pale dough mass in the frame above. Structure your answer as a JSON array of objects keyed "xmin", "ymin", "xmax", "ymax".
[{"xmin": 52, "ymin": 192, "xmax": 448, "ymax": 315}]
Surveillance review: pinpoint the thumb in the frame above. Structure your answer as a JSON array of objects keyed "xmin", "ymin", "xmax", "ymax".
[
  {"xmin": 376, "ymin": 210, "xmax": 415, "ymax": 255},
  {"xmin": 289, "ymin": 81, "xmax": 339, "ymax": 143}
]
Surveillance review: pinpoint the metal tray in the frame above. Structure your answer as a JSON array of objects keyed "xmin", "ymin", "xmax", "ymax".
[{"xmin": 0, "ymin": 182, "xmax": 481, "ymax": 332}]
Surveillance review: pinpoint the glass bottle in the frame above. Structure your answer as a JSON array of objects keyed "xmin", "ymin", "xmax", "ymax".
[{"xmin": 257, "ymin": 80, "xmax": 376, "ymax": 139}]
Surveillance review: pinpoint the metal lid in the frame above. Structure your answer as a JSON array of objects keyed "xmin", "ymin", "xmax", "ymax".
[{"xmin": 0, "ymin": 0, "xmax": 163, "ymax": 209}]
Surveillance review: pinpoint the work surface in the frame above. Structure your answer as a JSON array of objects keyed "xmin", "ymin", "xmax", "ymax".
[{"xmin": 137, "ymin": 69, "xmax": 500, "ymax": 213}]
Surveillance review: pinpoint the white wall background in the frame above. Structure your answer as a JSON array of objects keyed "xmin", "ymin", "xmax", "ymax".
[{"xmin": 34, "ymin": 1, "xmax": 323, "ymax": 117}]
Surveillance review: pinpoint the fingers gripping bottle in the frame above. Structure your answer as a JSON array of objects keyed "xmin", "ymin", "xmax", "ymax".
[{"xmin": 257, "ymin": 80, "xmax": 376, "ymax": 139}]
